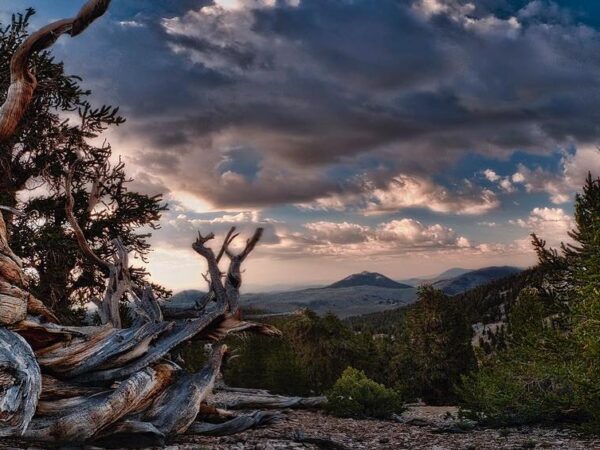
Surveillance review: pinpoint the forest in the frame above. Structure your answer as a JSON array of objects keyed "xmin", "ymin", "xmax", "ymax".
[{"xmin": 1, "ymin": 1, "xmax": 600, "ymax": 448}]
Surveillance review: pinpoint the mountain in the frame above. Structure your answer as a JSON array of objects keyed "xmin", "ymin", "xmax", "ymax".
[
  {"xmin": 401, "ymin": 267, "xmax": 471, "ymax": 286},
  {"xmin": 328, "ymin": 271, "xmax": 412, "ymax": 289},
  {"xmin": 346, "ymin": 267, "xmax": 543, "ymax": 334},
  {"xmin": 167, "ymin": 266, "xmax": 523, "ymax": 319},
  {"xmin": 432, "ymin": 266, "xmax": 523, "ymax": 296}
]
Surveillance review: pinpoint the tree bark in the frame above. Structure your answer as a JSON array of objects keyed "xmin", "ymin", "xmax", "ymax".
[{"xmin": 0, "ymin": 0, "xmax": 321, "ymax": 444}]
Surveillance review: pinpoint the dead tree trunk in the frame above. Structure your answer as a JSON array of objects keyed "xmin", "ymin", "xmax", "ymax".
[{"xmin": 0, "ymin": 1, "xmax": 320, "ymax": 445}]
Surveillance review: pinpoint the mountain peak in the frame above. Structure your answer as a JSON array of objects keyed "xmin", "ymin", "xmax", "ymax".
[{"xmin": 328, "ymin": 271, "xmax": 411, "ymax": 289}]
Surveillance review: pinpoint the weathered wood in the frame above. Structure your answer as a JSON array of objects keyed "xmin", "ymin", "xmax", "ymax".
[
  {"xmin": 36, "ymin": 321, "xmax": 172, "ymax": 377},
  {"xmin": 26, "ymin": 296, "xmax": 59, "ymax": 324},
  {"xmin": 0, "ymin": 0, "xmax": 111, "ymax": 143},
  {"xmin": 0, "ymin": 328, "xmax": 41, "ymax": 436},
  {"xmin": 74, "ymin": 308, "xmax": 226, "ymax": 383},
  {"xmin": 224, "ymin": 228, "xmax": 263, "ymax": 314},
  {"xmin": 40, "ymin": 375, "xmax": 105, "ymax": 400},
  {"xmin": 187, "ymin": 410, "xmax": 281, "ymax": 436},
  {"xmin": 24, "ymin": 362, "xmax": 177, "ymax": 443},
  {"xmin": 143, "ymin": 344, "xmax": 227, "ymax": 434},
  {"xmin": 0, "ymin": 0, "xmax": 289, "ymax": 437},
  {"xmin": 0, "ymin": 294, "xmax": 27, "ymax": 324},
  {"xmin": 212, "ymin": 387, "xmax": 326, "ymax": 410},
  {"xmin": 0, "ymin": 254, "xmax": 27, "ymax": 289}
]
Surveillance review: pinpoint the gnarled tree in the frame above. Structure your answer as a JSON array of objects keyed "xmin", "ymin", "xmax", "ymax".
[{"xmin": 0, "ymin": 1, "xmax": 322, "ymax": 445}]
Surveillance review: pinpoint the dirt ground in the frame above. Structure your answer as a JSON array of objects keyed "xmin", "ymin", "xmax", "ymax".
[
  {"xmin": 2, "ymin": 406, "xmax": 600, "ymax": 449},
  {"xmin": 171, "ymin": 406, "xmax": 600, "ymax": 450}
]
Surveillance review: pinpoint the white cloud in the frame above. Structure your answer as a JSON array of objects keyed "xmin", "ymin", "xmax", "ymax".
[
  {"xmin": 118, "ymin": 20, "xmax": 143, "ymax": 28},
  {"xmin": 511, "ymin": 147, "xmax": 600, "ymax": 204},
  {"xmin": 375, "ymin": 219, "xmax": 468, "ymax": 248},
  {"xmin": 304, "ymin": 221, "xmax": 370, "ymax": 245},
  {"xmin": 280, "ymin": 218, "xmax": 472, "ymax": 257},
  {"xmin": 483, "ymin": 169, "xmax": 500, "ymax": 182},
  {"xmin": 413, "ymin": 0, "xmax": 521, "ymax": 37},
  {"xmin": 511, "ymin": 207, "xmax": 574, "ymax": 245}
]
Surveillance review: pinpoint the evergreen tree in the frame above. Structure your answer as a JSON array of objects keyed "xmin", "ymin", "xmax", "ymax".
[
  {"xmin": 0, "ymin": 10, "xmax": 167, "ymax": 321},
  {"xmin": 390, "ymin": 286, "xmax": 476, "ymax": 404},
  {"xmin": 460, "ymin": 174, "xmax": 600, "ymax": 429}
]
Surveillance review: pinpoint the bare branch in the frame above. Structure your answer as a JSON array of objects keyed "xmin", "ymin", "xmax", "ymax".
[
  {"xmin": 192, "ymin": 232, "xmax": 227, "ymax": 305},
  {"xmin": 215, "ymin": 227, "xmax": 239, "ymax": 265},
  {"xmin": 101, "ymin": 238, "xmax": 130, "ymax": 328},
  {"xmin": 226, "ymin": 228, "xmax": 264, "ymax": 264},
  {"xmin": 0, "ymin": 0, "xmax": 112, "ymax": 143},
  {"xmin": 223, "ymin": 228, "xmax": 264, "ymax": 314},
  {"xmin": 64, "ymin": 166, "xmax": 111, "ymax": 271}
]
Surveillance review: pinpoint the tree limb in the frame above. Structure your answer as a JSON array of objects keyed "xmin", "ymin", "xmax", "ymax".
[{"xmin": 0, "ymin": 0, "xmax": 112, "ymax": 143}]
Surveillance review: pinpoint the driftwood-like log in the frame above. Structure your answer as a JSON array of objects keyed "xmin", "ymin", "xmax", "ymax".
[
  {"xmin": 213, "ymin": 386, "xmax": 327, "ymax": 410},
  {"xmin": 143, "ymin": 344, "xmax": 226, "ymax": 434},
  {"xmin": 0, "ymin": 328, "xmax": 41, "ymax": 436},
  {"xmin": 24, "ymin": 363, "xmax": 178, "ymax": 443},
  {"xmin": 187, "ymin": 410, "xmax": 281, "ymax": 436},
  {"xmin": 0, "ymin": 0, "xmax": 322, "ymax": 444}
]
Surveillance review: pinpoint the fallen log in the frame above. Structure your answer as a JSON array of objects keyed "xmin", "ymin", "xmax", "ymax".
[
  {"xmin": 0, "ymin": 328, "xmax": 41, "ymax": 436},
  {"xmin": 24, "ymin": 363, "xmax": 178, "ymax": 443},
  {"xmin": 0, "ymin": 0, "xmax": 316, "ymax": 445},
  {"xmin": 143, "ymin": 344, "xmax": 227, "ymax": 434},
  {"xmin": 212, "ymin": 386, "xmax": 327, "ymax": 410},
  {"xmin": 187, "ymin": 410, "xmax": 282, "ymax": 436}
]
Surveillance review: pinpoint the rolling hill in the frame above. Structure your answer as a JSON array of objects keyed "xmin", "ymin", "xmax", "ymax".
[
  {"xmin": 431, "ymin": 266, "xmax": 522, "ymax": 295},
  {"xmin": 401, "ymin": 267, "xmax": 471, "ymax": 286},
  {"xmin": 166, "ymin": 266, "xmax": 524, "ymax": 318}
]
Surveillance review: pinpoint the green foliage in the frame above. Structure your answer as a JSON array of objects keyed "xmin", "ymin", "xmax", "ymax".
[
  {"xmin": 0, "ymin": 11, "xmax": 168, "ymax": 321},
  {"xmin": 458, "ymin": 288, "xmax": 578, "ymax": 426},
  {"xmin": 459, "ymin": 175, "xmax": 600, "ymax": 432},
  {"xmin": 325, "ymin": 367, "xmax": 403, "ymax": 419},
  {"xmin": 223, "ymin": 311, "xmax": 383, "ymax": 396},
  {"xmin": 389, "ymin": 286, "xmax": 476, "ymax": 404}
]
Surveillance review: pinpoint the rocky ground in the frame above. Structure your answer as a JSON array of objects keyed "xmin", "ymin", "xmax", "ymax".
[
  {"xmin": 2, "ymin": 406, "xmax": 599, "ymax": 449},
  {"xmin": 171, "ymin": 406, "xmax": 600, "ymax": 450}
]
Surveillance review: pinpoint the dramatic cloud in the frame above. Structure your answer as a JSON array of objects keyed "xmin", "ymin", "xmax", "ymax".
[
  {"xmin": 27, "ymin": 0, "xmax": 600, "ymax": 210},
  {"xmin": 7, "ymin": 0, "xmax": 599, "ymax": 287},
  {"xmin": 301, "ymin": 174, "xmax": 499, "ymax": 215}
]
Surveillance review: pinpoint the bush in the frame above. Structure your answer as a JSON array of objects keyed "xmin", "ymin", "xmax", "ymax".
[{"xmin": 325, "ymin": 367, "xmax": 404, "ymax": 419}]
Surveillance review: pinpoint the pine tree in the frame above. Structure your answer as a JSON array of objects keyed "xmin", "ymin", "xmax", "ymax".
[
  {"xmin": 0, "ymin": 11, "xmax": 167, "ymax": 321},
  {"xmin": 390, "ymin": 286, "xmax": 476, "ymax": 404}
]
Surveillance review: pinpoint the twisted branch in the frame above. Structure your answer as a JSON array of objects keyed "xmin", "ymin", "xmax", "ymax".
[{"xmin": 0, "ymin": 0, "xmax": 111, "ymax": 143}]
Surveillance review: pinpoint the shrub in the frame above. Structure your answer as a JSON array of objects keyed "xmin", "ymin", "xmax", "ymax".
[{"xmin": 325, "ymin": 367, "xmax": 404, "ymax": 419}]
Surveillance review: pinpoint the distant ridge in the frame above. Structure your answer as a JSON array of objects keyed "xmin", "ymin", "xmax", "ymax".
[
  {"xmin": 433, "ymin": 266, "xmax": 522, "ymax": 295},
  {"xmin": 401, "ymin": 267, "xmax": 471, "ymax": 286},
  {"xmin": 327, "ymin": 271, "xmax": 412, "ymax": 289}
]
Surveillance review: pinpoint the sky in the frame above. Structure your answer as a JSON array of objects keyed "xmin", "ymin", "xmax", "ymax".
[{"xmin": 2, "ymin": 0, "xmax": 600, "ymax": 291}]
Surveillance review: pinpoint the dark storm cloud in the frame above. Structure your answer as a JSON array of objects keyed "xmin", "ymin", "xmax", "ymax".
[{"xmin": 33, "ymin": 0, "xmax": 600, "ymax": 210}]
